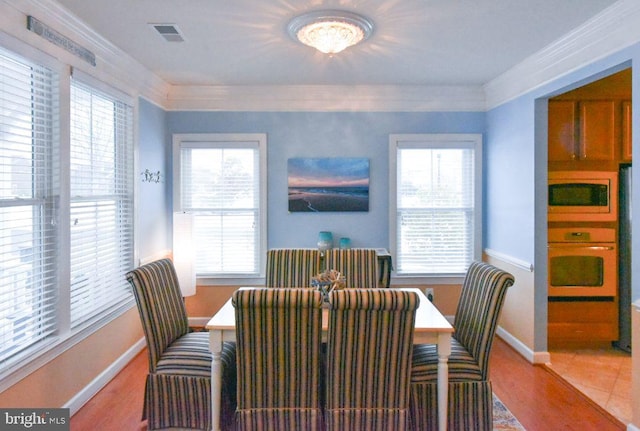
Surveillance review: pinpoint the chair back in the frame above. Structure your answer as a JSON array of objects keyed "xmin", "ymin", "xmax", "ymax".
[
  {"xmin": 125, "ymin": 258, "xmax": 189, "ymax": 373},
  {"xmin": 324, "ymin": 248, "xmax": 379, "ymax": 288},
  {"xmin": 326, "ymin": 289, "xmax": 419, "ymax": 431},
  {"xmin": 453, "ymin": 261, "xmax": 515, "ymax": 379},
  {"xmin": 265, "ymin": 248, "xmax": 322, "ymax": 287},
  {"xmin": 233, "ymin": 288, "xmax": 324, "ymax": 430}
]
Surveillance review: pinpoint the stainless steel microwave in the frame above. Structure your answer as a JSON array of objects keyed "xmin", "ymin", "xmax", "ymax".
[{"xmin": 548, "ymin": 171, "xmax": 618, "ymax": 222}]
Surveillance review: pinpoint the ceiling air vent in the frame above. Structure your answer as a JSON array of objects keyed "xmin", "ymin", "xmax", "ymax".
[{"xmin": 149, "ymin": 23, "xmax": 184, "ymax": 42}]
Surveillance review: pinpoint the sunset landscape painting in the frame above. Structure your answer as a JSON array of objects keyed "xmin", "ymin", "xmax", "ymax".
[{"xmin": 288, "ymin": 158, "xmax": 369, "ymax": 212}]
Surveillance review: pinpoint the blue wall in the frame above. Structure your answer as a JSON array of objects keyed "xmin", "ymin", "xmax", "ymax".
[
  {"xmin": 166, "ymin": 111, "xmax": 485, "ymax": 250},
  {"xmin": 485, "ymin": 97, "xmax": 536, "ymax": 263},
  {"xmin": 137, "ymin": 98, "xmax": 171, "ymax": 261}
]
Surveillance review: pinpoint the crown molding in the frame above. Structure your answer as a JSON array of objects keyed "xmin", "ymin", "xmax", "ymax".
[
  {"xmin": 166, "ymin": 84, "xmax": 486, "ymax": 112},
  {"xmin": 2, "ymin": 1, "xmax": 484, "ymax": 112},
  {"xmin": 485, "ymin": 0, "xmax": 640, "ymax": 109},
  {"xmin": 6, "ymin": 0, "xmax": 638, "ymax": 113},
  {"xmin": 32, "ymin": 0, "xmax": 170, "ymax": 104},
  {"xmin": 1, "ymin": 0, "xmax": 169, "ymax": 106},
  {"xmin": 1, "ymin": 1, "xmax": 484, "ymax": 112}
]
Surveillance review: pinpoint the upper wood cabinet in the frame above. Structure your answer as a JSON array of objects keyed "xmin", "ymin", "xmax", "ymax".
[
  {"xmin": 580, "ymin": 100, "xmax": 617, "ymax": 161},
  {"xmin": 548, "ymin": 100, "xmax": 577, "ymax": 162},
  {"xmin": 549, "ymin": 99, "xmax": 627, "ymax": 166},
  {"xmin": 622, "ymin": 100, "xmax": 632, "ymax": 162}
]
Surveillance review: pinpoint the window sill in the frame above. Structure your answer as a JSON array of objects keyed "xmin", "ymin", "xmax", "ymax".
[
  {"xmin": 198, "ymin": 276, "xmax": 265, "ymax": 287},
  {"xmin": 391, "ymin": 275, "xmax": 465, "ymax": 286}
]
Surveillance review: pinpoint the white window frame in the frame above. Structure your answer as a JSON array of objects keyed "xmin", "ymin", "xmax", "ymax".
[
  {"xmin": 0, "ymin": 43, "xmax": 61, "ymax": 384},
  {"xmin": 389, "ymin": 134, "xmax": 482, "ymax": 285},
  {"xmin": 68, "ymin": 71, "xmax": 136, "ymax": 328},
  {"xmin": 173, "ymin": 133, "xmax": 267, "ymax": 286},
  {"xmin": 0, "ymin": 38, "xmax": 137, "ymax": 390}
]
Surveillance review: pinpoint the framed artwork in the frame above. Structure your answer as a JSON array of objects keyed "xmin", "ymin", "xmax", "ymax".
[{"xmin": 288, "ymin": 157, "xmax": 369, "ymax": 212}]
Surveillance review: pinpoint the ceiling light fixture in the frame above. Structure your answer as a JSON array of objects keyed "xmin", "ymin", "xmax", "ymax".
[{"xmin": 287, "ymin": 10, "xmax": 374, "ymax": 55}]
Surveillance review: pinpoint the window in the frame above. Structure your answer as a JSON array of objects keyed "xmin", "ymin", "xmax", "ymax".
[
  {"xmin": 0, "ymin": 44, "xmax": 135, "ymax": 380},
  {"xmin": 0, "ymin": 47, "xmax": 58, "ymax": 369},
  {"xmin": 173, "ymin": 134, "xmax": 267, "ymax": 282},
  {"xmin": 389, "ymin": 134, "xmax": 482, "ymax": 278},
  {"xmin": 69, "ymin": 76, "xmax": 134, "ymax": 327}
]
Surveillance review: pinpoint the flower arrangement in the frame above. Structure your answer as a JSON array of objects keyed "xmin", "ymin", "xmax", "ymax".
[{"xmin": 311, "ymin": 269, "xmax": 346, "ymax": 302}]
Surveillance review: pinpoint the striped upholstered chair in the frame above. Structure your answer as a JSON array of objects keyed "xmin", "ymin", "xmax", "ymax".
[
  {"xmin": 265, "ymin": 248, "xmax": 322, "ymax": 287},
  {"xmin": 126, "ymin": 258, "xmax": 236, "ymax": 430},
  {"xmin": 232, "ymin": 288, "xmax": 324, "ymax": 430},
  {"xmin": 325, "ymin": 289, "xmax": 419, "ymax": 431},
  {"xmin": 324, "ymin": 248, "xmax": 380, "ymax": 288},
  {"xmin": 410, "ymin": 261, "xmax": 514, "ymax": 431}
]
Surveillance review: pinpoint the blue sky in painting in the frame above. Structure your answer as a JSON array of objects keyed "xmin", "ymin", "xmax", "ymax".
[{"xmin": 288, "ymin": 158, "xmax": 369, "ymax": 188}]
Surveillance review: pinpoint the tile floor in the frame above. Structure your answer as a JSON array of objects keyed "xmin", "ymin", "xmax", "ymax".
[{"xmin": 547, "ymin": 346, "xmax": 632, "ymax": 424}]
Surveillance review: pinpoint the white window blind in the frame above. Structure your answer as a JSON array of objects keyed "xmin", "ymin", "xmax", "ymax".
[
  {"xmin": 392, "ymin": 135, "xmax": 481, "ymax": 276},
  {"xmin": 175, "ymin": 135, "xmax": 266, "ymax": 277},
  {"xmin": 69, "ymin": 78, "xmax": 134, "ymax": 327},
  {"xmin": 0, "ymin": 48, "xmax": 58, "ymax": 367}
]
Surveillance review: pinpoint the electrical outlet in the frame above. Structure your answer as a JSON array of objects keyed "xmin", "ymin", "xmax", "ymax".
[{"xmin": 424, "ymin": 287, "xmax": 434, "ymax": 302}]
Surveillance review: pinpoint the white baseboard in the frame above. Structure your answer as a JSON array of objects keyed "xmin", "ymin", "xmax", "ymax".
[
  {"xmin": 496, "ymin": 326, "xmax": 550, "ymax": 364},
  {"xmin": 628, "ymin": 424, "xmax": 640, "ymax": 431},
  {"xmin": 65, "ymin": 338, "xmax": 146, "ymax": 416}
]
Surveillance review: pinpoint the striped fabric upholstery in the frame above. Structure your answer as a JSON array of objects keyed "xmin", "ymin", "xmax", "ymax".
[
  {"xmin": 126, "ymin": 258, "xmax": 237, "ymax": 430},
  {"xmin": 265, "ymin": 249, "xmax": 322, "ymax": 287},
  {"xmin": 326, "ymin": 289, "xmax": 419, "ymax": 431},
  {"xmin": 453, "ymin": 262, "xmax": 515, "ymax": 379},
  {"xmin": 324, "ymin": 248, "xmax": 379, "ymax": 288},
  {"xmin": 127, "ymin": 258, "xmax": 190, "ymax": 373},
  {"xmin": 145, "ymin": 373, "xmax": 210, "ymax": 429},
  {"xmin": 233, "ymin": 288, "xmax": 324, "ymax": 431},
  {"xmin": 409, "ymin": 381, "xmax": 493, "ymax": 431},
  {"xmin": 410, "ymin": 261, "xmax": 514, "ymax": 431},
  {"xmin": 410, "ymin": 339, "xmax": 482, "ymax": 382}
]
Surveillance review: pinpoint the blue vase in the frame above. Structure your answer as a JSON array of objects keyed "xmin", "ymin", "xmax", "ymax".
[{"xmin": 317, "ymin": 231, "xmax": 333, "ymax": 252}]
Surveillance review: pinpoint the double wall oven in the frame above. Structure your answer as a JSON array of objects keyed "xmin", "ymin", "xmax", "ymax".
[
  {"xmin": 548, "ymin": 227, "xmax": 617, "ymax": 297},
  {"xmin": 547, "ymin": 170, "xmax": 620, "ymax": 344}
]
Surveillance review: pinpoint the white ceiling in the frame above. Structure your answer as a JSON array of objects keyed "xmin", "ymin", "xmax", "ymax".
[{"xmin": 54, "ymin": 0, "xmax": 618, "ymax": 87}]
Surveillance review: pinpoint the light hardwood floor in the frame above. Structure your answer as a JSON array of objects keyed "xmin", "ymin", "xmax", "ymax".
[
  {"xmin": 490, "ymin": 339, "xmax": 625, "ymax": 431},
  {"xmin": 70, "ymin": 337, "xmax": 626, "ymax": 430}
]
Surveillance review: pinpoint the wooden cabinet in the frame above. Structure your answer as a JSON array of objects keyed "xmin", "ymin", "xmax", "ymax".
[
  {"xmin": 580, "ymin": 101, "xmax": 617, "ymax": 161},
  {"xmin": 548, "ymin": 299, "xmax": 618, "ymax": 346},
  {"xmin": 622, "ymin": 100, "xmax": 632, "ymax": 162},
  {"xmin": 548, "ymin": 100, "xmax": 617, "ymax": 164},
  {"xmin": 548, "ymin": 101, "xmax": 577, "ymax": 162}
]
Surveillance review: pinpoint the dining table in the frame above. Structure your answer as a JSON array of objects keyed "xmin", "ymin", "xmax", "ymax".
[{"xmin": 206, "ymin": 287, "xmax": 453, "ymax": 431}]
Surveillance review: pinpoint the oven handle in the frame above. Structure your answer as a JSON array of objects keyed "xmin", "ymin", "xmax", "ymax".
[{"xmin": 548, "ymin": 245, "xmax": 615, "ymax": 250}]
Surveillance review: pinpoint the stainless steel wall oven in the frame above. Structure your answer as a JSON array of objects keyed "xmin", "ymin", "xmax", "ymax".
[{"xmin": 548, "ymin": 227, "xmax": 617, "ymax": 297}]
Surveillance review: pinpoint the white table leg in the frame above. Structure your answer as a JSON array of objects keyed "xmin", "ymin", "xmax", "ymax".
[
  {"xmin": 209, "ymin": 330, "xmax": 223, "ymax": 431},
  {"xmin": 437, "ymin": 332, "xmax": 452, "ymax": 431}
]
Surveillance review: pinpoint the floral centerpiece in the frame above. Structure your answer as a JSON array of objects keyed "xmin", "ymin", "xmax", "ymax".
[{"xmin": 311, "ymin": 269, "xmax": 346, "ymax": 302}]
